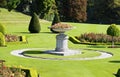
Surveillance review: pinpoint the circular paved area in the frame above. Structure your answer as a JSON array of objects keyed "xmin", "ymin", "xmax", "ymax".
[{"xmin": 11, "ymin": 48, "xmax": 113, "ymax": 60}]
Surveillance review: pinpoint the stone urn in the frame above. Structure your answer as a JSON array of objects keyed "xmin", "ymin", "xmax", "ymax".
[{"xmin": 48, "ymin": 23, "xmax": 80, "ymax": 56}]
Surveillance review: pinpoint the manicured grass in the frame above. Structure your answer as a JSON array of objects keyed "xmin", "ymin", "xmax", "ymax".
[
  {"xmin": 0, "ymin": 8, "xmax": 120, "ymax": 77},
  {"xmin": 22, "ymin": 49, "xmax": 101, "ymax": 58}
]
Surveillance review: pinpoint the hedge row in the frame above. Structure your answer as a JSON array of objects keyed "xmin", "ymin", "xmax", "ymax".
[
  {"xmin": 73, "ymin": 33, "xmax": 120, "ymax": 45},
  {"xmin": 0, "ymin": 32, "xmax": 6, "ymax": 46},
  {"xmin": 5, "ymin": 34, "xmax": 27, "ymax": 42}
]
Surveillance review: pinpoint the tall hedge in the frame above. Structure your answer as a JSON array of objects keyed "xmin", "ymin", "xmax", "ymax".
[
  {"xmin": 0, "ymin": 23, "xmax": 6, "ymax": 35},
  {"xmin": 28, "ymin": 13, "xmax": 41, "ymax": 33},
  {"xmin": 0, "ymin": 32, "xmax": 6, "ymax": 46}
]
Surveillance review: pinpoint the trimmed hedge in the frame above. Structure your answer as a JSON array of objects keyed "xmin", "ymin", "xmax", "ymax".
[
  {"xmin": 0, "ymin": 23, "xmax": 6, "ymax": 35},
  {"xmin": 19, "ymin": 36, "xmax": 27, "ymax": 43},
  {"xmin": 69, "ymin": 33, "xmax": 120, "ymax": 45},
  {"xmin": 21, "ymin": 68, "xmax": 38, "ymax": 77},
  {"xmin": 0, "ymin": 32, "xmax": 6, "ymax": 46},
  {"xmin": 69, "ymin": 36, "xmax": 80, "ymax": 44}
]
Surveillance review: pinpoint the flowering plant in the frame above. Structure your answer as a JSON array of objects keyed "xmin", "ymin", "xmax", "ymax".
[
  {"xmin": 51, "ymin": 23, "xmax": 73, "ymax": 29},
  {"xmin": 0, "ymin": 61, "xmax": 26, "ymax": 77}
]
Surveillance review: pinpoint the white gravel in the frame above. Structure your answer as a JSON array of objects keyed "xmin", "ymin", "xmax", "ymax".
[{"xmin": 10, "ymin": 48, "xmax": 113, "ymax": 60}]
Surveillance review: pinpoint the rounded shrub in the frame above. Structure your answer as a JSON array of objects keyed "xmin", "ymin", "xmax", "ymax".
[
  {"xmin": 107, "ymin": 24, "xmax": 120, "ymax": 47},
  {"xmin": 28, "ymin": 13, "xmax": 41, "ymax": 33},
  {"xmin": 107, "ymin": 24, "xmax": 120, "ymax": 37},
  {"xmin": 0, "ymin": 23, "xmax": 6, "ymax": 35},
  {"xmin": 50, "ymin": 12, "xmax": 61, "ymax": 33},
  {"xmin": 0, "ymin": 32, "xmax": 6, "ymax": 46}
]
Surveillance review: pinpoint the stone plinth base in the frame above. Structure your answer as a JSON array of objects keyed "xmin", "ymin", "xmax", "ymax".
[{"xmin": 46, "ymin": 50, "xmax": 81, "ymax": 56}]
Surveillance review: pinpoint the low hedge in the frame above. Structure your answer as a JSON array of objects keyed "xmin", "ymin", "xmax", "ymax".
[
  {"xmin": 0, "ymin": 32, "xmax": 6, "ymax": 46},
  {"xmin": 22, "ymin": 68, "xmax": 38, "ymax": 77},
  {"xmin": 69, "ymin": 36, "xmax": 80, "ymax": 44},
  {"xmin": 69, "ymin": 36, "xmax": 120, "ymax": 45},
  {"xmin": 19, "ymin": 36, "xmax": 27, "ymax": 43}
]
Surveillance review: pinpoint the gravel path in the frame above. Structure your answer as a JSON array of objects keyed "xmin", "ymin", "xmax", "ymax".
[{"xmin": 11, "ymin": 48, "xmax": 113, "ymax": 60}]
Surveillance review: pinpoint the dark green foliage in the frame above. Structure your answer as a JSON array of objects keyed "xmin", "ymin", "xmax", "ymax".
[
  {"xmin": 52, "ymin": 12, "xmax": 60, "ymax": 25},
  {"xmin": 0, "ymin": 32, "xmax": 6, "ymax": 46},
  {"xmin": 32, "ymin": 0, "xmax": 56, "ymax": 19},
  {"xmin": 116, "ymin": 69, "xmax": 120, "ymax": 77},
  {"xmin": 0, "ymin": 0, "xmax": 7, "ymax": 7},
  {"xmin": 0, "ymin": 23, "xmax": 6, "ymax": 35},
  {"xmin": 7, "ymin": 0, "xmax": 20, "ymax": 11},
  {"xmin": 107, "ymin": 24, "xmax": 120, "ymax": 37},
  {"xmin": 50, "ymin": 12, "xmax": 61, "ymax": 33},
  {"xmin": 93, "ymin": 0, "xmax": 120, "ymax": 24},
  {"xmin": 28, "ymin": 13, "xmax": 41, "ymax": 33}
]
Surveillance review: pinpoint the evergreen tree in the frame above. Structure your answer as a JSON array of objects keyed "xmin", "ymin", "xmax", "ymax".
[
  {"xmin": 28, "ymin": 13, "xmax": 41, "ymax": 33},
  {"xmin": 50, "ymin": 12, "xmax": 61, "ymax": 33}
]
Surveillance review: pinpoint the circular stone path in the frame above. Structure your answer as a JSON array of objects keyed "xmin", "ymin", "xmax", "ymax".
[{"xmin": 11, "ymin": 48, "xmax": 113, "ymax": 60}]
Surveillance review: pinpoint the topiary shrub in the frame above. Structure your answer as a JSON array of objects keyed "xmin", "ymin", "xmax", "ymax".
[
  {"xmin": 115, "ymin": 69, "xmax": 120, "ymax": 77},
  {"xmin": 107, "ymin": 24, "xmax": 120, "ymax": 47},
  {"xmin": 28, "ymin": 13, "xmax": 41, "ymax": 33},
  {"xmin": 0, "ymin": 32, "xmax": 6, "ymax": 46},
  {"xmin": 50, "ymin": 12, "xmax": 61, "ymax": 33},
  {"xmin": 19, "ymin": 36, "xmax": 27, "ymax": 43},
  {"xmin": 0, "ymin": 23, "xmax": 6, "ymax": 35},
  {"xmin": 69, "ymin": 36, "xmax": 80, "ymax": 44}
]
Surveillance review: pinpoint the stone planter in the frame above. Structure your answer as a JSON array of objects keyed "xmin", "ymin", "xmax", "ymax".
[{"xmin": 47, "ymin": 23, "xmax": 80, "ymax": 56}]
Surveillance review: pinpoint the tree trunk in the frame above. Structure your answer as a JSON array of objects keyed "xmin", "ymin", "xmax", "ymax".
[{"xmin": 112, "ymin": 36, "xmax": 114, "ymax": 48}]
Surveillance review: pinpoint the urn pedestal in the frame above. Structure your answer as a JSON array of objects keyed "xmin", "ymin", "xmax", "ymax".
[
  {"xmin": 55, "ymin": 33, "xmax": 69, "ymax": 52},
  {"xmin": 46, "ymin": 27, "xmax": 80, "ymax": 56}
]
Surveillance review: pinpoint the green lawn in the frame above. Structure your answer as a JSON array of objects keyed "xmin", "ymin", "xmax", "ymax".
[
  {"xmin": 0, "ymin": 8, "xmax": 120, "ymax": 77},
  {"xmin": 22, "ymin": 49, "xmax": 101, "ymax": 58}
]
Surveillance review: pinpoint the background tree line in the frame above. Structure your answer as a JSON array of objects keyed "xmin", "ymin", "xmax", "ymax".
[{"xmin": 0, "ymin": 0, "xmax": 120, "ymax": 24}]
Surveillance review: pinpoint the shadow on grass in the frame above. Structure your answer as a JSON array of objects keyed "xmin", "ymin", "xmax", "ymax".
[
  {"xmin": 40, "ymin": 32, "xmax": 60, "ymax": 34},
  {"xmin": 109, "ymin": 60, "xmax": 120, "ymax": 63},
  {"xmin": 14, "ymin": 31, "xmax": 58, "ymax": 35},
  {"xmin": 13, "ymin": 32, "xmax": 30, "ymax": 34},
  {"xmin": 23, "ymin": 51, "xmax": 45, "ymax": 54}
]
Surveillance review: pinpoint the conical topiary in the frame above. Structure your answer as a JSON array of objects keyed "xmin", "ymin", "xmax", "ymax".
[
  {"xmin": 28, "ymin": 13, "xmax": 41, "ymax": 33},
  {"xmin": 50, "ymin": 12, "xmax": 61, "ymax": 33}
]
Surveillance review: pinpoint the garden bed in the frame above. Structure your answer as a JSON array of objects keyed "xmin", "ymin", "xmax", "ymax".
[
  {"xmin": 69, "ymin": 33, "xmax": 120, "ymax": 45},
  {"xmin": 0, "ymin": 60, "xmax": 38, "ymax": 77},
  {"xmin": 5, "ymin": 34, "xmax": 27, "ymax": 43}
]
